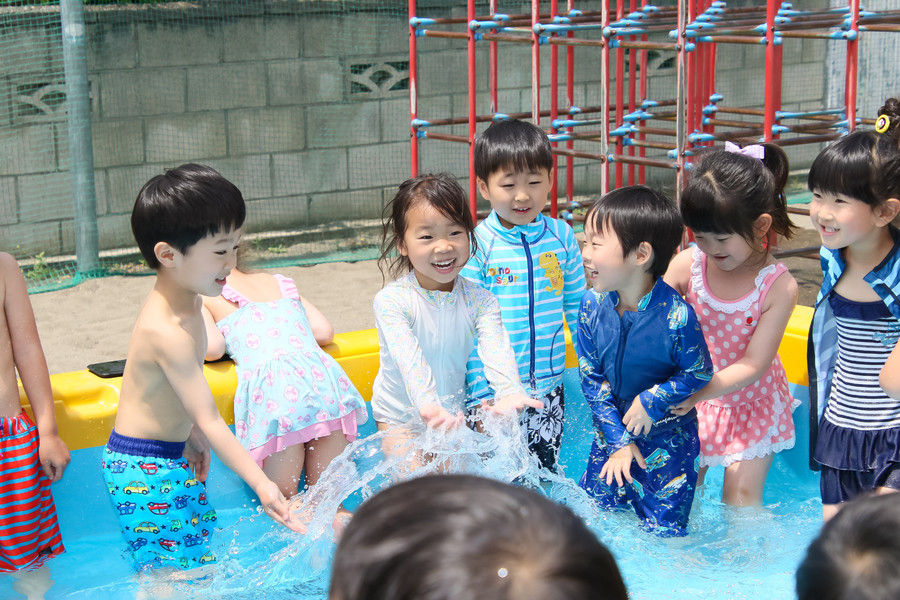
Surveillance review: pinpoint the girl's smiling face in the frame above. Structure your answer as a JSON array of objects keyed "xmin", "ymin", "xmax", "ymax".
[
  {"xmin": 399, "ymin": 201, "xmax": 470, "ymax": 292},
  {"xmin": 809, "ymin": 189, "xmax": 890, "ymax": 251}
]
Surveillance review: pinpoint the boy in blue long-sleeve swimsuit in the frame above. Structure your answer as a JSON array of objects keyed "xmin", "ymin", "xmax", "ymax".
[
  {"xmin": 461, "ymin": 119, "xmax": 586, "ymax": 472},
  {"xmin": 577, "ymin": 186, "xmax": 712, "ymax": 535}
]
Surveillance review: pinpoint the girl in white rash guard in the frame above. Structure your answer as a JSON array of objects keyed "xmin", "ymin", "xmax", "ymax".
[{"xmin": 371, "ymin": 173, "xmax": 543, "ymax": 452}]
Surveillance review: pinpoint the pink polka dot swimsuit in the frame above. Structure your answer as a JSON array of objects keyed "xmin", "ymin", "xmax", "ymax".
[{"xmin": 685, "ymin": 247, "xmax": 799, "ymax": 468}]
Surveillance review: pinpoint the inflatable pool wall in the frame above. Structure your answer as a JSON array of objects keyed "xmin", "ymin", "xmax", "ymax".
[{"xmin": 19, "ymin": 309, "xmax": 812, "ymax": 453}]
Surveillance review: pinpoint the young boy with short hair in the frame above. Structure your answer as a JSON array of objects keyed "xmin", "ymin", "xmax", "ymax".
[
  {"xmin": 102, "ymin": 164, "xmax": 299, "ymax": 572},
  {"xmin": 577, "ymin": 186, "xmax": 712, "ymax": 536},
  {"xmin": 461, "ymin": 119, "xmax": 586, "ymax": 472}
]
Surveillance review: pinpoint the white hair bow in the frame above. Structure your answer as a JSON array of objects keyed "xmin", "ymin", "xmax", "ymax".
[{"xmin": 724, "ymin": 140, "xmax": 765, "ymax": 160}]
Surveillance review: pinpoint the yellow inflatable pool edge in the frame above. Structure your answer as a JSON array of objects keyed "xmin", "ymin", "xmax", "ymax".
[{"xmin": 19, "ymin": 307, "xmax": 814, "ymax": 452}]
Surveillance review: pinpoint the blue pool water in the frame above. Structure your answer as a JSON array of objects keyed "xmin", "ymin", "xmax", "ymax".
[{"xmin": 0, "ymin": 370, "xmax": 821, "ymax": 599}]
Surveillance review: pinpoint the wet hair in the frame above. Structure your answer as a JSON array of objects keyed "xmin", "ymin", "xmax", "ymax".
[
  {"xmin": 682, "ymin": 142, "xmax": 795, "ymax": 244},
  {"xmin": 796, "ymin": 493, "xmax": 900, "ymax": 600},
  {"xmin": 585, "ymin": 185, "xmax": 683, "ymax": 279},
  {"xmin": 329, "ymin": 474, "xmax": 628, "ymax": 600},
  {"xmin": 808, "ymin": 98, "xmax": 900, "ymax": 207},
  {"xmin": 378, "ymin": 173, "xmax": 476, "ymax": 282},
  {"xmin": 131, "ymin": 163, "xmax": 245, "ymax": 269},
  {"xmin": 474, "ymin": 119, "xmax": 553, "ymax": 183}
]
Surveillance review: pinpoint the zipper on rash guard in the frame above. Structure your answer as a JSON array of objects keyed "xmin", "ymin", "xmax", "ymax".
[
  {"xmin": 522, "ymin": 233, "xmax": 537, "ymax": 390},
  {"xmin": 614, "ymin": 314, "xmax": 633, "ymax": 404}
]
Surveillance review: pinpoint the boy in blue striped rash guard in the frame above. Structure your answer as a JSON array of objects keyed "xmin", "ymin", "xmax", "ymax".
[{"xmin": 461, "ymin": 119, "xmax": 586, "ymax": 472}]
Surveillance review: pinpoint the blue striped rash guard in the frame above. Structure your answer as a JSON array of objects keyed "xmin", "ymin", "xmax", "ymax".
[{"xmin": 461, "ymin": 211, "xmax": 587, "ymax": 402}]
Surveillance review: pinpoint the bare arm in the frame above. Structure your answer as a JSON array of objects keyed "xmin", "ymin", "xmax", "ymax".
[
  {"xmin": 663, "ymin": 248, "xmax": 693, "ymax": 297},
  {"xmin": 880, "ymin": 342, "xmax": 900, "ymax": 399},
  {"xmin": 201, "ymin": 303, "xmax": 226, "ymax": 361},
  {"xmin": 300, "ymin": 296, "xmax": 334, "ymax": 346},
  {"xmin": 156, "ymin": 328, "xmax": 301, "ymax": 531},
  {"xmin": 1, "ymin": 253, "xmax": 70, "ymax": 481}
]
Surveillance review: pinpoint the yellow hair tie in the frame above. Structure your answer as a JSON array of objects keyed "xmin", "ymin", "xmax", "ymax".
[{"xmin": 876, "ymin": 114, "xmax": 891, "ymax": 134}]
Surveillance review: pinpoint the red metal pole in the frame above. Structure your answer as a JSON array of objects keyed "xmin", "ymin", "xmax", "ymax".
[
  {"xmin": 615, "ymin": 0, "xmax": 625, "ymax": 188},
  {"xmin": 639, "ymin": 0, "xmax": 648, "ymax": 185},
  {"xmin": 409, "ymin": 0, "xmax": 419, "ymax": 176},
  {"xmin": 627, "ymin": 0, "xmax": 637, "ymax": 185},
  {"xmin": 532, "ymin": 0, "xmax": 541, "ymax": 123},
  {"xmin": 490, "ymin": 0, "xmax": 498, "ymax": 115},
  {"xmin": 550, "ymin": 0, "xmax": 559, "ymax": 218},
  {"xmin": 468, "ymin": 0, "xmax": 477, "ymax": 216},
  {"xmin": 566, "ymin": 0, "xmax": 575, "ymax": 205},
  {"xmin": 846, "ymin": 0, "xmax": 860, "ymax": 131},
  {"xmin": 763, "ymin": 0, "xmax": 777, "ymax": 142},
  {"xmin": 602, "ymin": 0, "xmax": 610, "ymax": 194},
  {"xmin": 685, "ymin": 0, "xmax": 696, "ymax": 155}
]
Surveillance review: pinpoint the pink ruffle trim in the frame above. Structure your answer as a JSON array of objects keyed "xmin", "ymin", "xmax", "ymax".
[{"xmin": 248, "ymin": 413, "xmax": 359, "ymax": 467}]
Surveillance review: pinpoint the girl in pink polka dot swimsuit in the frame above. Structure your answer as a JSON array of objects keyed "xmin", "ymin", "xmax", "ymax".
[{"xmin": 664, "ymin": 142, "xmax": 800, "ymax": 506}]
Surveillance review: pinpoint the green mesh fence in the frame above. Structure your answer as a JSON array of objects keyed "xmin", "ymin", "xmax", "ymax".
[{"xmin": 1, "ymin": 0, "xmax": 896, "ymax": 292}]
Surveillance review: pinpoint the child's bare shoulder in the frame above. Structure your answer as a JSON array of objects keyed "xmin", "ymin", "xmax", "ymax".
[
  {"xmin": 663, "ymin": 248, "xmax": 695, "ymax": 292},
  {"xmin": 0, "ymin": 252, "xmax": 21, "ymax": 288},
  {"xmin": 131, "ymin": 293, "xmax": 202, "ymax": 357}
]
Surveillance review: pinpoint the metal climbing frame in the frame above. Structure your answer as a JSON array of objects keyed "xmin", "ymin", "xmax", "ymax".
[{"xmin": 407, "ymin": 0, "xmax": 900, "ymax": 215}]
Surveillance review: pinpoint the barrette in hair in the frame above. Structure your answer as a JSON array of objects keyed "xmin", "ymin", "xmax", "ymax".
[
  {"xmin": 876, "ymin": 114, "xmax": 891, "ymax": 134},
  {"xmin": 724, "ymin": 140, "xmax": 765, "ymax": 160}
]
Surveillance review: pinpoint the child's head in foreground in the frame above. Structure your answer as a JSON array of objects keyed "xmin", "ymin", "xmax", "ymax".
[
  {"xmin": 378, "ymin": 173, "xmax": 476, "ymax": 287},
  {"xmin": 807, "ymin": 98, "xmax": 900, "ymax": 249},
  {"xmin": 474, "ymin": 119, "xmax": 553, "ymax": 228},
  {"xmin": 796, "ymin": 493, "xmax": 900, "ymax": 600},
  {"xmin": 131, "ymin": 163, "xmax": 246, "ymax": 271},
  {"xmin": 582, "ymin": 185, "xmax": 683, "ymax": 293},
  {"xmin": 329, "ymin": 474, "xmax": 627, "ymax": 600},
  {"xmin": 681, "ymin": 141, "xmax": 794, "ymax": 267}
]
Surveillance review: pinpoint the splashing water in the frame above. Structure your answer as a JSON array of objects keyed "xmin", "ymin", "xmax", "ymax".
[{"xmin": 179, "ymin": 408, "xmax": 602, "ymax": 599}]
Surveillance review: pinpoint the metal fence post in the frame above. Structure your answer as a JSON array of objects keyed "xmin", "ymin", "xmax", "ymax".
[{"xmin": 60, "ymin": 0, "xmax": 100, "ymax": 274}]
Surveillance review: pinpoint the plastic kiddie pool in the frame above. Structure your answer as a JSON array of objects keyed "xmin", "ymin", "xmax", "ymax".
[{"xmin": 5, "ymin": 307, "xmax": 819, "ymax": 599}]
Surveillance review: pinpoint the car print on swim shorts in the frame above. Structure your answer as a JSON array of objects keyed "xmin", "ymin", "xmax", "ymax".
[
  {"xmin": 123, "ymin": 481, "xmax": 149, "ymax": 495},
  {"xmin": 147, "ymin": 502, "xmax": 170, "ymax": 516},
  {"xmin": 133, "ymin": 521, "xmax": 159, "ymax": 534}
]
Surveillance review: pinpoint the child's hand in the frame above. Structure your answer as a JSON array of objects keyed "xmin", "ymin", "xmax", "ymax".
[
  {"xmin": 38, "ymin": 434, "xmax": 70, "ymax": 482},
  {"xmin": 419, "ymin": 404, "xmax": 464, "ymax": 430},
  {"xmin": 598, "ymin": 443, "xmax": 647, "ymax": 487},
  {"xmin": 485, "ymin": 393, "xmax": 544, "ymax": 416},
  {"xmin": 257, "ymin": 479, "xmax": 306, "ymax": 533},
  {"xmin": 670, "ymin": 393, "xmax": 700, "ymax": 417},
  {"xmin": 184, "ymin": 427, "xmax": 211, "ymax": 482},
  {"xmin": 623, "ymin": 397, "xmax": 653, "ymax": 436}
]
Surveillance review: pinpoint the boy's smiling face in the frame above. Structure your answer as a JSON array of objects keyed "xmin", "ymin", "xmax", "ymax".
[
  {"xmin": 582, "ymin": 220, "xmax": 631, "ymax": 294},
  {"xmin": 169, "ymin": 227, "xmax": 242, "ymax": 297},
  {"xmin": 477, "ymin": 166, "xmax": 551, "ymax": 228}
]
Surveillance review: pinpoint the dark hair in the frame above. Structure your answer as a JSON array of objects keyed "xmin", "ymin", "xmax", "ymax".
[
  {"xmin": 796, "ymin": 494, "xmax": 900, "ymax": 600},
  {"xmin": 474, "ymin": 119, "xmax": 553, "ymax": 182},
  {"xmin": 378, "ymin": 173, "xmax": 476, "ymax": 281},
  {"xmin": 329, "ymin": 474, "xmax": 627, "ymax": 600},
  {"xmin": 682, "ymin": 143, "xmax": 795, "ymax": 243},
  {"xmin": 585, "ymin": 185, "xmax": 683, "ymax": 279},
  {"xmin": 131, "ymin": 163, "xmax": 246, "ymax": 269},
  {"xmin": 808, "ymin": 98, "xmax": 900, "ymax": 207}
]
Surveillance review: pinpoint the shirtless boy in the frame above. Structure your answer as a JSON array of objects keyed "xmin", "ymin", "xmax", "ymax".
[{"xmin": 101, "ymin": 164, "xmax": 300, "ymax": 572}]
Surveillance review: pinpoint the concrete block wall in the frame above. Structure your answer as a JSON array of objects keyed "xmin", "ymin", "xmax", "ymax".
[{"xmin": 0, "ymin": 1, "xmax": 859, "ymax": 258}]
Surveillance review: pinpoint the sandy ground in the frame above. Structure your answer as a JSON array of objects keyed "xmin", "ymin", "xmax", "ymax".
[{"xmin": 29, "ymin": 214, "xmax": 823, "ymax": 375}]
